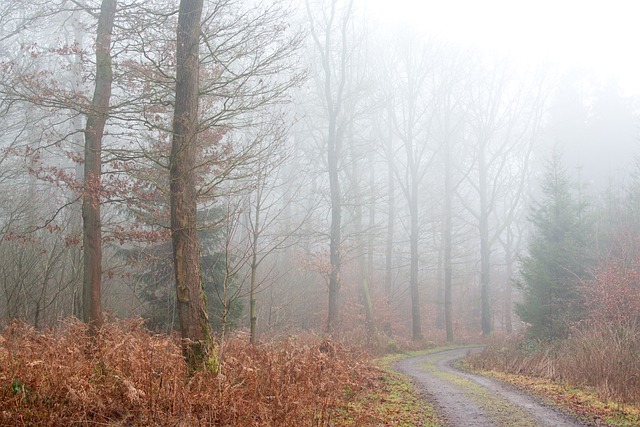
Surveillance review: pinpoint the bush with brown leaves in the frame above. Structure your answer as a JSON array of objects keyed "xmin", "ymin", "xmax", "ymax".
[{"xmin": 0, "ymin": 318, "xmax": 373, "ymax": 426}]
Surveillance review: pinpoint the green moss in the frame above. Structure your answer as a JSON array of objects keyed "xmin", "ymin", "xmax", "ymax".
[
  {"xmin": 329, "ymin": 349, "xmax": 446, "ymax": 426},
  {"xmin": 353, "ymin": 371, "xmax": 441, "ymax": 426},
  {"xmin": 205, "ymin": 350, "xmax": 219, "ymax": 374}
]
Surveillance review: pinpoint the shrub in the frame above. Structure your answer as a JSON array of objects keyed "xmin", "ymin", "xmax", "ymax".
[
  {"xmin": 0, "ymin": 318, "xmax": 374, "ymax": 426},
  {"xmin": 468, "ymin": 321, "xmax": 640, "ymax": 404}
]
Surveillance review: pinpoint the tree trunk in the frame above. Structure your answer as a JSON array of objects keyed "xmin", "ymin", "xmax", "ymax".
[
  {"xmin": 82, "ymin": 0, "xmax": 116, "ymax": 335},
  {"xmin": 405, "ymin": 112, "xmax": 422, "ymax": 341},
  {"xmin": 327, "ymin": 124, "xmax": 341, "ymax": 334},
  {"xmin": 478, "ymin": 141, "xmax": 492, "ymax": 336},
  {"xmin": 443, "ymin": 136, "xmax": 454, "ymax": 342},
  {"xmin": 409, "ymin": 178, "xmax": 422, "ymax": 341},
  {"xmin": 71, "ymin": 20, "xmax": 86, "ymax": 321},
  {"xmin": 350, "ymin": 150, "xmax": 374, "ymax": 341},
  {"xmin": 384, "ymin": 122, "xmax": 394, "ymax": 335},
  {"xmin": 170, "ymin": 0, "xmax": 213, "ymax": 372},
  {"xmin": 356, "ymin": 214, "xmax": 374, "ymax": 341},
  {"xmin": 503, "ymin": 226, "xmax": 514, "ymax": 333},
  {"xmin": 305, "ymin": 0, "xmax": 354, "ymax": 335},
  {"xmin": 367, "ymin": 149, "xmax": 376, "ymax": 278},
  {"xmin": 249, "ymin": 170, "xmax": 263, "ymax": 344},
  {"xmin": 249, "ymin": 254, "xmax": 258, "ymax": 343}
]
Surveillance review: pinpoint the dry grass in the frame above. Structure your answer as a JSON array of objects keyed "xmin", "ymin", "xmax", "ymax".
[
  {"xmin": 467, "ymin": 321, "xmax": 640, "ymax": 404},
  {"xmin": 555, "ymin": 321, "xmax": 640, "ymax": 403},
  {"xmin": 0, "ymin": 318, "xmax": 379, "ymax": 426}
]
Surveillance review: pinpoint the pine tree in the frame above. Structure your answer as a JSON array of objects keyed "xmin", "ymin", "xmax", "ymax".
[{"xmin": 516, "ymin": 153, "xmax": 592, "ymax": 340}]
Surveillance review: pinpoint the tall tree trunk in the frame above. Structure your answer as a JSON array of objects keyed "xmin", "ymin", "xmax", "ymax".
[
  {"xmin": 443, "ymin": 136, "xmax": 454, "ymax": 342},
  {"xmin": 249, "ymin": 249, "xmax": 258, "ymax": 343},
  {"xmin": 82, "ymin": 0, "xmax": 116, "ymax": 334},
  {"xmin": 170, "ymin": 0, "xmax": 213, "ymax": 372},
  {"xmin": 305, "ymin": 0, "xmax": 353, "ymax": 335},
  {"xmin": 71, "ymin": 20, "xmax": 86, "ymax": 321},
  {"xmin": 478, "ymin": 141, "xmax": 492, "ymax": 336},
  {"xmin": 327, "ymin": 123, "xmax": 341, "ymax": 333},
  {"xmin": 249, "ymin": 168, "xmax": 263, "ymax": 344},
  {"xmin": 350, "ymin": 148, "xmax": 374, "ymax": 341},
  {"xmin": 409, "ymin": 176, "xmax": 422, "ymax": 341},
  {"xmin": 367, "ymin": 148, "xmax": 376, "ymax": 278},
  {"xmin": 356, "ymin": 208, "xmax": 374, "ymax": 340},
  {"xmin": 503, "ymin": 226, "xmax": 514, "ymax": 333},
  {"xmin": 435, "ymin": 238, "xmax": 444, "ymax": 330},
  {"xmin": 384, "ymin": 127, "xmax": 395, "ymax": 336}
]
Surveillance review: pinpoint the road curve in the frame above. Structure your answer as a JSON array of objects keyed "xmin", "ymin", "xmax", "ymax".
[{"xmin": 394, "ymin": 347, "xmax": 588, "ymax": 427}]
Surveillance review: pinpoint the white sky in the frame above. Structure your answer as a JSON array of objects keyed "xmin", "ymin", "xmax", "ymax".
[{"xmin": 367, "ymin": 0, "xmax": 640, "ymax": 94}]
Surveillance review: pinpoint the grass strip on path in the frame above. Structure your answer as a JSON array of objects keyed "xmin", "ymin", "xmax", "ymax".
[
  {"xmin": 421, "ymin": 352, "xmax": 539, "ymax": 427},
  {"xmin": 328, "ymin": 351, "xmax": 445, "ymax": 426}
]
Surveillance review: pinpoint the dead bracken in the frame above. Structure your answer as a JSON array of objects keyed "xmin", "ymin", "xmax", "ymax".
[{"xmin": 0, "ymin": 318, "xmax": 386, "ymax": 426}]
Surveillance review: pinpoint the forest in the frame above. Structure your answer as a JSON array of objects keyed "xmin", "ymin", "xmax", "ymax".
[{"xmin": 1, "ymin": 0, "xmax": 640, "ymax": 425}]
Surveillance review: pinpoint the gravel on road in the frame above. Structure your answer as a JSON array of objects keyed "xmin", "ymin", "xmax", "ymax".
[{"xmin": 394, "ymin": 347, "xmax": 588, "ymax": 427}]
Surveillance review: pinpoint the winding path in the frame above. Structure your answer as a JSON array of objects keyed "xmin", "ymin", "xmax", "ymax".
[{"xmin": 394, "ymin": 347, "xmax": 588, "ymax": 427}]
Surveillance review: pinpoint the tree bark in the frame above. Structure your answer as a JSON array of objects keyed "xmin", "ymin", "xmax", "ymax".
[
  {"xmin": 503, "ymin": 225, "xmax": 515, "ymax": 333},
  {"xmin": 409, "ymin": 175, "xmax": 422, "ymax": 341},
  {"xmin": 478, "ymin": 140, "xmax": 492, "ymax": 336},
  {"xmin": 443, "ymin": 133, "xmax": 454, "ymax": 342},
  {"xmin": 327, "ymin": 120, "xmax": 341, "ymax": 334},
  {"xmin": 249, "ymin": 169, "xmax": 263, "ymax": 344},
  {"xmin": 384, "ymin": 118, "xmax": 394, "ymax": 335},
  {"xmin": 170, "ymin": 0, "xmax": 213, "ymax": 372},
  {"xmin": 82, "ymin": 0, "xmax": 116, "ymax": 335},
  {"xmin": 305, "ymin": 0, "xmax": 353, "ymax": 335},
  {"xmin": 355, "ymin": 206, "xmax": 374, "ymax": 340},
  {"xmin": 349, "ymin": 145, "xmax": 374, "ymax": 341}
]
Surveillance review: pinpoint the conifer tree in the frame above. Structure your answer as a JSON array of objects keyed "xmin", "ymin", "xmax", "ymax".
[{"xmin": 516, "ymin": 153, "xmax": 592, "ymax": 340}]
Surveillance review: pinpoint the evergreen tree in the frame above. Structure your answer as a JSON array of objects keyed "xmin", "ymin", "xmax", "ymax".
[
  {"xmin": 120, "ymin": 207, "xmax": 243, "ymax": 334},
  {"xmin": 516, "ymin": 153, "xmax": 592, "ymax": 340}
]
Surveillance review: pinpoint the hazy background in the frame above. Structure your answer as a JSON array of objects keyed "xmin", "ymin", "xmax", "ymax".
[{"xmin": 1, "ymin": 0, "xmax": 639, "ymax": 342}]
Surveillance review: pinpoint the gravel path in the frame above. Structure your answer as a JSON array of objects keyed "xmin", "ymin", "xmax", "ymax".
[{"xmin": 394, "ymin": 347, "xmax": 588, "ymax": 427}]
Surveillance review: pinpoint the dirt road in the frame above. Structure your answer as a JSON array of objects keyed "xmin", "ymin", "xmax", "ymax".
[{"xmin": 394, "ymin": 347, "xmax": 588, "ymax": 427}]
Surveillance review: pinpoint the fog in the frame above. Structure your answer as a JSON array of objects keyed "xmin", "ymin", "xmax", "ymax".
[
  {"xmin": 370, "ymin": 0, "xmax": 640, "ymax": 87},
  {"xmin": 369, "ymin": 0, "xmax": 640, "ymax": 187},
  {"xmin": 0, "ymin": 0, "xmax": 638, "ymax": 343}
]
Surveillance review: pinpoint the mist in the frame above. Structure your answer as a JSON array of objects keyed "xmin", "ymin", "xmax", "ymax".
[{"xmin": 0, "ymin": 0, "xmax": 638, "ymax": 346}]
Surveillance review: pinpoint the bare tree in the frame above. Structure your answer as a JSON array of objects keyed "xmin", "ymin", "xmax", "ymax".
[
  {"xmin": 245, "ymin": 152, "xmax": 309, "ymax": 343},
  {"xmin": 305, "ymin": 0, "xmax": 355, "ymax": 334},
  {"xmin": 344, "ymin": 120, "xmax": 375, "ymax": 341},
  {"xmin": 459, "ymin": 59, "xmax": 547, "ymax": 336},
  {"xmin": 0, "ymin": 0, "xmax": 117, "ymax": 332},
  {"xmin": 386, "ymin": 33, "xmax": 438, "ymax": 341},
  {"xmin": 431, "ymin": 51, "xmax": 471, "ymax": 342}
]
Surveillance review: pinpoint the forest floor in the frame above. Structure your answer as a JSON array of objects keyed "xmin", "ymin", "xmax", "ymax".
[
  {"xmin": 4, "ymin": 320, "xmax": 639, "ymax": 426},
  {"xmin": 393, "ymin": 347, "xmax": 588, "ymax": 427}
]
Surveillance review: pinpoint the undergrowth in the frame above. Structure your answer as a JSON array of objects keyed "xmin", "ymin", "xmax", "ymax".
[
  {"xmin": 0, "ymin": 318, "xmax": 382, "ymax": 426},
  {"xmin": 481, "ymin": 370, "xmax": 640, "ymax": 426},
  {"xmin": 466, "ymin": 321, "xmax": 640, "ymax": 425},
  {"xmin": 467, "ymin": 322, "xmax": 640, "ymax": 404}
]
